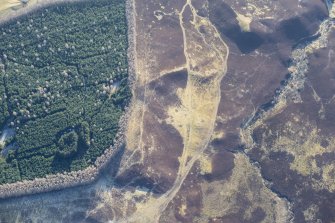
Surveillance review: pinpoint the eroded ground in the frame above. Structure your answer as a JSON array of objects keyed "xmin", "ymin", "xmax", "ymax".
[{"xmin": 0, "ymin": 0, "xmax": 334, "ymax": 222}]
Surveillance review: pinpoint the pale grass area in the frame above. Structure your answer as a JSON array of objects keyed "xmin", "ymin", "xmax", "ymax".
[
  {"xmin": 236, "ymin": 12, "xmax": 252, "ymax": 32},
  {"xmin": 0, "ymin": 0, "xmax": 23, "ymax": 12},
  {"xmin": 0, "ymin": 0, "xmax": 81, "ymax": 24},
  {"xmin": 124, "ymin": 0, "xmax": 230, "ymax": 221},
  {"xmin": 198, "ymin": 154, "xmax": 291, "ymax": 222}
]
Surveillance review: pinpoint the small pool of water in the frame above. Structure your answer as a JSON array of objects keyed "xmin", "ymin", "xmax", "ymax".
[{"xmin": 0, "ymin": 127, "xmax": 16, "ymax": 156}]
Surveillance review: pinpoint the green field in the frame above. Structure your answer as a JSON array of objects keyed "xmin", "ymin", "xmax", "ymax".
[{"xmin": 0, "ymin": 0, "xmax": 130, "ymax": 184}]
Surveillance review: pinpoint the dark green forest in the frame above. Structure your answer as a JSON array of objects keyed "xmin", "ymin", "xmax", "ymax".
[{"xmin": 0, "ymin": 0, "xmax": 130, "ymax": 184}]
